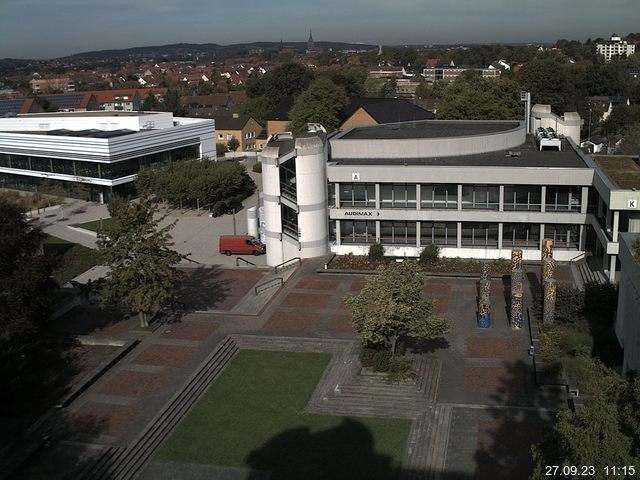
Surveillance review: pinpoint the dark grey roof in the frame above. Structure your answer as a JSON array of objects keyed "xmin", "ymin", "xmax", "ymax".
[
  {"xmin": 46, "ymin": 128, "xmax": 136, "ymax": 138},
  {"xmin": 343, "ymin": 97, "xmax": 435, "ymax": 125},
  {"xmin": 330, "ymin": 136, "xmax": 588, "ymax": 169},
  {"xmin": 213, "ymin": 114, "xmax": 256, "ymax": 130},
  {"xmin": 340, "ymin": 120, "xmax": 519, "ymax": 140},
  {"xmin": 40, "ymin": 94, "xmax": 87, "ymax": 110},
  {"xmin": 0, "ymin": 98, "xmax": 27, "ymax": 116}
]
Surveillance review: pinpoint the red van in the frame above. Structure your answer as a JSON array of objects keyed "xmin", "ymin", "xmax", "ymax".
[{"xmin": 219, "ymin": 235, "xmax": 266, "ymax": 256}]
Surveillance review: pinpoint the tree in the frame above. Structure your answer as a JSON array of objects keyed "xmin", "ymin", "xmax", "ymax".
[
  {"xmin": 288, "ymin": 77, "xmax": 348, "ymax": 134},
  {"xmin": 344, "ymin": 261, "xmax": 450, "ymax": 356},
  {"xmin": 437, "ymin": 74, "xmax": 523, "ymax": 120},
  {"xmin": 531, "ymin": 395, "xmax": 634, "ymax": 480},
  {"xmin": 245, "ymin": 63, "xmax": 314, "ymax": 100},
  {"xmin": 518, "ymin": 57, "xmax": 575, "ymax": 112},
  {"xmin": 97, "ymin": 197, "xmax": 186, "ymax": 327},
  {"xmin": 216, "ymin": 142, "xmax": 227, "ymax": 158},
  {"xmin": 618, "ymin": 123, "xmax": 640, "ymax": 155},
  {"xmin": 227, "ymin": 136, "xmax": 240, "ymax": 152},
  {"xmin": 0, "ymin": 198, "xmax": 54, "ymax": 410},
  {"xmin": 239, "ymin": 95, "xmax": 276, "ymax": 124},
  {"xmin": 141, "ymin": 92, "xmax": 159, "ymax": 111}
]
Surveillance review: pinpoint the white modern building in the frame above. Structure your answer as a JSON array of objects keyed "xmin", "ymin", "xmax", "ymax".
[
  {"xmin": 0, "ymin": 111, "xmax": 215, "ymax": 202},
  {"xmin": 596, "ymin": 35, "xmax": 636, "ymax": 61},
  {"xmin": 260, "ymin": 106, "xmax": 640, "ymax": 281}
]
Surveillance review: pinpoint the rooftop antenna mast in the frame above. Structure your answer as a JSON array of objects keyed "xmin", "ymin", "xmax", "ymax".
[{"xmin": 521, "ymin": 91, "xmax": 531, "ymax": 134}]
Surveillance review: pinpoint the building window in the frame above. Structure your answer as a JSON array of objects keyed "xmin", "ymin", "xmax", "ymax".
[
  {"xmin": 545, "ymin": 224, "xmax": 579, "ymax": 250},
  {"xmin": 340, "ymin": 183, "xmax": 375, "ymax": 207},
  {"xmin": 281, "ymin": 204, "xmax": 298, "ymax": 239},
  {"xmin": 420, "ymin": 222, "xmax": 457, "ymax": 245},
  {"xmin": 380, "ymin": 184, "xmax": 416, "ymax": 208},
  {"xmin": 502, "ymin": 223, "xmax": 540, "ymax": 248},
  {"xmin": 380, "ymin": 221, "xmax": 416, "ymax": 244},
  {"xmin": 545, "ymin": 187, "xmax": 581, "ymax": 211},
  {"xmin": 503, "ymin": 186, "xmax": 542, "ymax": 211},
  {"xmin": 226, "ymin": 134, "xmax": 233, "ymax": 140},
  {"xmin": 461, "ymin": 185, "xmax": 499, "ymax": 210},
  {"xmin": 421, "ymin": 184, "xmax": 457, "ymax": 209},
  {"xmin": 461, "ymin": 223, "xmax": 499, "ymax": 247},
  {"xmin": 340, "ymin": 220, "xmax": 376, "ymax": 244},
  {"xmin": 328, "ymin": 183, "xmax": 336, "ymax": 207},
  {"xmin": 218, "ymin": 134, "xmax": 224, "ymax": 140}
]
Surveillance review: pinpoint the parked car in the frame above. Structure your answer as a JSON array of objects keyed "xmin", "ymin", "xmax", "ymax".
[{"xmin": 219, "ymin": 235, "xmax": 265, "ymax": 256}]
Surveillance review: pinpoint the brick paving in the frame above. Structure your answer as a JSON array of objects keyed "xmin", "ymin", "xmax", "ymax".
[
  {"xmin": 280, "ymin": 292, "xmax": 333, "ymax": 308},
  {"xmin": 262, "ymin": 311, "xmax": 321, "ymax": 332},
  {"xmin": 465, "ymin": 337, "xmax": 518, "ymax": 359},
  {"xmin": 19, "ymin": 258, "xmax": 572, "ymax": 480},
  {"xmin": 131, "ymin": 344, "xmax": 197, "ymax": 368},
  {"xmin": 99, "ymin": 370, "xmax": 168, "ymax": 398},
  {"xmin": 160, "ymin": 321, "xmax": 218, "ymax": 341}
]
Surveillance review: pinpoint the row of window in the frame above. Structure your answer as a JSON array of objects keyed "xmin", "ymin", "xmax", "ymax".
[
  {"xmin": 332, "ymin": 183, "xmax": 582, "ymax": 212},
  {"xmin": 334, "ymin": 220, "xmax": 579, "ymax": 249},
  {"xmin": 0, "ymin": 146, "xmax": 198, "ymax": 180}
]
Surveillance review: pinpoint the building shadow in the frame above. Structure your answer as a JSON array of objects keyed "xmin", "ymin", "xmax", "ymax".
[
  {"xmin": 245, "ymin": 419, "xmax": 397, "ymax": 480},
  {"xmin": 473, "ymin": 359, "xmax": 564, "ymax": 480}
]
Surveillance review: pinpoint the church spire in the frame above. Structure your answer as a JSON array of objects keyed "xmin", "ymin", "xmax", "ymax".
[{"xmin": 307, "ymin": 29, "xmax": 315, "ymax": 51}]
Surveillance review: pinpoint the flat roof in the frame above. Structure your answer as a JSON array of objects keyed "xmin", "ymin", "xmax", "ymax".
[
  {"xmin": 339, "ymin": 120, "xmax": 521, "ymax": 140},
  {"xmin": 330, "ymin": 135, "xmax": 588, "ymax": 169},
  {"xmin": 594, "ymin": 155, "xmax": 640, "ymax": 189},
  {"xmin": 17, "ymin": 111, "xmax": 157, "ymax": 118},
  {"xmin": 2, "ymin": 128, "xmax": 138, "ymax": 138}
]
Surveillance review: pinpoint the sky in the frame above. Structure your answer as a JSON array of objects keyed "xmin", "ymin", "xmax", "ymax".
[{"xmin": 0, "ymin": 0, "xmax": 638, "ymax": 59}]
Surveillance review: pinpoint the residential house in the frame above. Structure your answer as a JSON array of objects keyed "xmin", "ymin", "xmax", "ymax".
[
  {"xmin": 213, "ymin": 114, "xmax": 263, "ymax": 151},
  {"xmin": 339, "ymin": 98, "xmax": 435, "ymax": 131}
]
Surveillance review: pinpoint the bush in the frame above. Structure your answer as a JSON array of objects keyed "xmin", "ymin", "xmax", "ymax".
[
  {"xmin": 420, "ymin": 244, "xmax": 440, "ymax": 264},
  {"xmin": 359, "ymin": 347, "xmax": 391, "ymax": 372},
  {"xmin": 386, "ymin": 356, "xmax": 416, "ymax": 383},
  {"xmin": 252, "ymin": 162, "xmax": 262, "ymax": 173},
  {"xmin": 211, "ymin": 200, "xmax": 227, "ymax": 217},
  {"xmin": 368, "ymin": 242, "xmax": 385, "ymax": 260}
]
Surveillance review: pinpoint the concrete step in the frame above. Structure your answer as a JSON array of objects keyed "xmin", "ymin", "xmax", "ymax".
[{"xmin": 84, "ymin": 336, "xmax": 239, "ymax": 480}]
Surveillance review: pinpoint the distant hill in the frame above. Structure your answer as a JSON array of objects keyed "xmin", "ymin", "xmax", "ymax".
[{"xmin": 59, "ymin": 41, "xmax": 378, "ymax": 61}]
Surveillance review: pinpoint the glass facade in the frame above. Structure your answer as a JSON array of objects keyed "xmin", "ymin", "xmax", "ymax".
[
  {"xmin": 545, "ymin": 186, "xmax": 582, "ymax": 212},
  {"xmin": 380, "ymin": 184, "xmax": 416, "ymax": 209},
  {"xmin": 502, "ymin": 223, "xmax": 540, "ymax": 248},
  {"xmin": 380, "ymin": 221, "xmax": 417, "ymax": 244},
  {"xmin": 340, "ymin": 183, "xmax": 375, "ymax": 208},
  {"xmin": 0, "ymin": 145, "xmax": 198, "ymax": 181},
  {"xmin": 420, "ymin": 222, "xmax": 457, "ymax": 245},
  {"xmin": 503, "ymin": 185, "xmax": 542, "ymax": 211},
  {"xmin": 281, "ymin": 204, "xmax": 298, "ymax": 239},
  {"xmin": 545, "ymin": 224, "xmax": 579, "ymax": 249},
  {"xmin": 461, "ymin": 185, "xmax": 500, "ymax": 210},
  {"xmin": 461, "ymin": 223, "xmax": 499, "ymax": 247},
  {"xmin": 341, "ymin": 220, "xmax": 376, "ymax": 244},
  {"xmin": 421, "ymin": 184, "xmax": 457, "ymax": 209}
]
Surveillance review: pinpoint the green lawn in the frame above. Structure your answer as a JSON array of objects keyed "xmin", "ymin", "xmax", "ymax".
[
  {"xmin": 43, "ymin": 235, "xmax": 99, "ymax": 286},
  {"xmin": 72, "ymin": 217, "xmax": 113, "ymax": 232},
  {"xmin": 156, "ymin": 350, "xmax": 411, "ymax": 480}
]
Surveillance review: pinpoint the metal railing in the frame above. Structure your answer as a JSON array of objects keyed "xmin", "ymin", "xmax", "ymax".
[
  {"xmin": 236, "ymin": 257, "xmax": 257, "ymax": 267},
  {"xmin": 274, "ymin": 257, "xmax": 301, "ymax": 273},
  {"xmin": 568, "ymin": 251, "xmax": 591, "ymax": 263},
  {"xmin": 254, "ymin": 277, "xmax": 283, "ymax": 295}
]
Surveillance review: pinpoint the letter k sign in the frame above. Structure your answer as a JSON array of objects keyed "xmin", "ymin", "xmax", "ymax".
[{"xmin": 629, "ymin": 199, "xmax": 638, "ymax": 209}]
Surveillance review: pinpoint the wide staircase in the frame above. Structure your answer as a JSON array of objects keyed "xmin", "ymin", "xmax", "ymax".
[
  {"xmin": 574, "ymin": 256, "xmax": 608, "ymax": 287},
  {"xmin": 79, "ymin": 336, "xmax": 239, "ymax": 480}
]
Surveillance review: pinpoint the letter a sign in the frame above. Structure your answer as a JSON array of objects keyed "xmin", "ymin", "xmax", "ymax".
[{"xmin": 352, "ymin": 172, "xmax": 360, "ymax": 181}]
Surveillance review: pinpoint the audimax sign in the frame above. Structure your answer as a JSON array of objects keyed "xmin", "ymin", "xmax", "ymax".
[{"xmin": 343, "ymin": 211, "xmax": 381, "ymax": 217}]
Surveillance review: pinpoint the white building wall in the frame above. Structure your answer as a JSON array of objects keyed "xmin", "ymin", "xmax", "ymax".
[
  {"xmin": 530, "ymin": 104, "xmax": 582, "ymax": 145},
  {"xmin": 261, "ymin": 146, "xmax": 285, "ymax": 266},
  {"xmin": 295, "ymin": 136, "xmax": 329, "ymax": 259}
]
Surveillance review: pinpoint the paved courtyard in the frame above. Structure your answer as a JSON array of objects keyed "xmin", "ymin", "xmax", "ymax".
[{"xmin": 11, "ymin": 258, "xmax": 568, "ymax": 479}]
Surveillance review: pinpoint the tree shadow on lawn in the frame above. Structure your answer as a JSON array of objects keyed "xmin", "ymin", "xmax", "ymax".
[{"xmin": 245, "ymin": 418, "xmax": 396, "ymax": 480}]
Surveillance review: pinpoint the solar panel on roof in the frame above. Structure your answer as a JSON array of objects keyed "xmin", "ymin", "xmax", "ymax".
[
  {"xmin": 0, "ymin": 98, "xmax": 27, "ymax": 115},
  {"xmin": 41, "ymin": 94, "xmax": 85, "ymax": 109}
]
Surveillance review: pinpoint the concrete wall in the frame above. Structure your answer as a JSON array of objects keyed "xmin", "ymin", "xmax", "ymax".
[
  {"xmin": 530, "ymin": 104, "xmax": 582, "ymax": 144},
  {"xmin": 615, "ymin": 233, "xmax": 640, "ymax": 374},
  {"xmin": 330, "ymin": 121, "xmax": 525, "ymax": 159}
]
